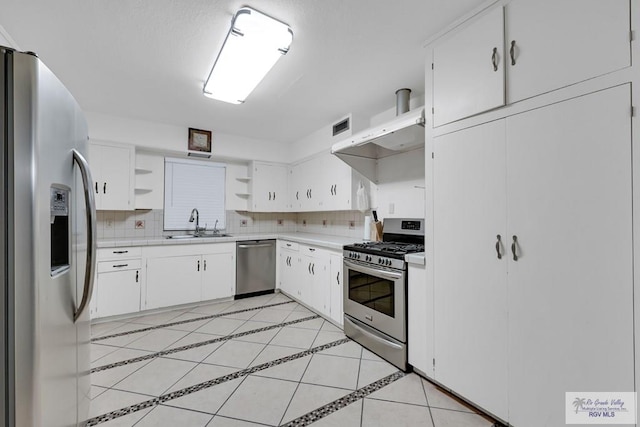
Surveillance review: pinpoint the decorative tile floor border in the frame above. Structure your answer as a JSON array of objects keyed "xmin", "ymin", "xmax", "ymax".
[
  {"xmin": 87, "ymin": 337, "xmax": 351, "ymax": 426},
  {"xmin": 91, "ymin": 314, "xmax": 321, "ymax": 373},
  {"xmin": 281, "ymin": 370, "xmax": 406, "ymax": 427},
  {"xmin": 91, "ymin": 300, "xmax": 296, "ymax": 342}
]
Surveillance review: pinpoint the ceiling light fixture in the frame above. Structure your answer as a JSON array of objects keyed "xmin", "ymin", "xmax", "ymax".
[{"xmin": 203, "ymin": 7, "xmax": 293, "ymax": 104}]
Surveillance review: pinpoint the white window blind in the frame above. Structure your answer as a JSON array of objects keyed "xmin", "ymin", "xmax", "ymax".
[{"xmin": 164, "ymin": 157, "xmax": 226, "ymax": 231}]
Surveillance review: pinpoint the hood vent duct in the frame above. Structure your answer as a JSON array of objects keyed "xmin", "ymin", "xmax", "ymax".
[{"xmin": 395, "ymin": 88, "xmax": 411, "ymax": 116}]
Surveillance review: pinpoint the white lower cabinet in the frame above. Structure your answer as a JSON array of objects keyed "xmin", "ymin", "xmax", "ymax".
[
  {"xmin": 407, "ymin": 259, "xmax": 431, "ymax": 377},
  {"xmin": 433, "ymin": 85, "xmax": 634, "ymax": 425},
  {"xmin": 279, "ymin": 241, "xmax": 301, "ymax": 298},
  {"xmin": 143, "ymin": 243, "xmax": 236, "ymax": 311},
  {"xmin": 92, "ymin": 247, "xmax": 142, "ymax": 319},
  {"xmin": 201, "ymin": 251, "xmax": 236, "ymax": 301},
  {"xmin": 328, "ymin": 253, "xmax": 343, "ymax": 326},
  {"xmin": 301, "ymin": 246, "xmax": 330, "ymax": 317},
  {"xmin": 145, "ymin": 255, "xmax": 202, "ymax": 310},
  {"xmin": 278, "ymin": 240, "xmax": 341, "ymax": 323}
]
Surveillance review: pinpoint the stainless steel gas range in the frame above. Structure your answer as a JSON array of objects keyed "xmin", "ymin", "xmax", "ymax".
[{"xmin": 343, "ymin": 218, "xmax": 424, "ymax": 371}]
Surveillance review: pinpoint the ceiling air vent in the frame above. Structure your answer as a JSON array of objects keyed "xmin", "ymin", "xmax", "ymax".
[{"xmin": 332, "ymin": 117, "xmax": 350, "ymax": 137}]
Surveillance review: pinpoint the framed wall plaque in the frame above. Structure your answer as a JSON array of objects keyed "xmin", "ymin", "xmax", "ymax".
[{"xmin": 188, "ymin": 128, "xmax": 212, "ymax": 153}]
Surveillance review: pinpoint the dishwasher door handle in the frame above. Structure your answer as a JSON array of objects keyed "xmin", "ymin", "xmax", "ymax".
[{"xmin": 237, "ymin": 244, "xmax": 274, "ymax": 249}]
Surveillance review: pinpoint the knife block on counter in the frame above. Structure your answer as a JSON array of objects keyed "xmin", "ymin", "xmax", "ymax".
[{"xmin": 370, "ymin": 221, "xmax": 383, "ymax": 241}]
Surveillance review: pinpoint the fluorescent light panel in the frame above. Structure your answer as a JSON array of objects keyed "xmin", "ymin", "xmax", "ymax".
[{"xmin": 204, "ymin": 7, "xmax": 293, "ymax": 104}]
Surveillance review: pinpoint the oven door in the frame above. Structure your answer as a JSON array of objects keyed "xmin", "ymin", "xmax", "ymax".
[{"xmin": 343, "ymin": 258, "xmax": 406, "ymax": 341}]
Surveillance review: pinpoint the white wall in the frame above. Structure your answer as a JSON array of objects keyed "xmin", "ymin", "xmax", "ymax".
[
  {"xmin": 0, "ymin": 24, "xmax": 17, "ymax": 48},
  {"xmin": 374, "ymin": 148, "xmax": 426, "ymax": 219},
  {"xmin": 86, "ymin": 112, "xmax": 288, "ymax": 163}
]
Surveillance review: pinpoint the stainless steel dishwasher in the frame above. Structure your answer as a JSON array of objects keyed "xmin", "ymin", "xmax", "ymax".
[{"xmin": 236, "ymin": 240, "xmax": 276, "ymax": 298}]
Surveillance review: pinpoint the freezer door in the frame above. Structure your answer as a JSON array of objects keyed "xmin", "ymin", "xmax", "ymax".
[{"xmin": 9, "ymin": 51, "xmax": 92, "ymax": 426}]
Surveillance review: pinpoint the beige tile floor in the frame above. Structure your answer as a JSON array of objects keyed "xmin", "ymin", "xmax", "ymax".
[{"xmin": 89, "ymin": 293, "xmax": 496, "ymax": 426}]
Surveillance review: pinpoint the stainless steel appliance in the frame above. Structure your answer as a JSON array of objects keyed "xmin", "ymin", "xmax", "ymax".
[
  {"xmin": 1, "ymin": 48, "xmax": 96, "ymax": 426},
  {"xmin": 343, "ymin": 218, "xmax": 424, "ymax": 371},
  {"xmin": 236, "ymin": 240, "xmax": 276, "ymax": 298}
]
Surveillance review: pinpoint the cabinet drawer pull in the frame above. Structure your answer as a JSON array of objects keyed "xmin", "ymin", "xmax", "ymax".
[
  {"xmin": 309, "ymin": 248, "xmax": 316, "ymax": 252},
  {"xmin": 491, "ymin": 47, "xmax": 498, "ymax": 72},
  {"xmin": 113, "ymin": 250, "xmax": 129, "ymax": 254},
  {"xmin": 495, "ymin": 235, "xmax": 502, "ymax": 260},
  {"xmin": 112, "ymin": 264, "xmax": 128, "ymax": 268},
  {"xmin": 511, "ymin": 235, "xmax": 519, "ymax": 261},
  {"xmin": 510, "ymin": 40, "xmax": 516, "ymax": 66}
]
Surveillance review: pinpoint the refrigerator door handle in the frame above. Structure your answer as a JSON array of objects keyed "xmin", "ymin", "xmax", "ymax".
[{"xmin": 72, "ymin": 149, "xmax": 97, "ymax": 322}]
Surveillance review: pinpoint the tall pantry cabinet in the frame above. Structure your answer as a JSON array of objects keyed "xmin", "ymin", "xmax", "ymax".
[{"xmin": 433, "ymin": 85, "xmax": 634, "ymax": 424}]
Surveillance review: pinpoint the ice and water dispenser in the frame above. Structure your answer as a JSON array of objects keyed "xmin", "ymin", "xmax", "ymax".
[{"xmin": 50, "ymin": 186, "xmax": 70, "ymax": 275}]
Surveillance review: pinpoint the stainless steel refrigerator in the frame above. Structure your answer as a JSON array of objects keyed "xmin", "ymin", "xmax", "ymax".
[{"xmin": 1, "ymin": 48, "xmax": 96, "ymax": 426}]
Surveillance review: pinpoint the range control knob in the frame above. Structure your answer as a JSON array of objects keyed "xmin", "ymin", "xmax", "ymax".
[
  {"xmin": 357, "ymin": 253, "xmax": 361, "ymax": 259},
  {"xmin": 378, "ymin": 258, "xmax": 383, "ymax": 264},
  {"xmin": 386, "ymin": 260, "xmax": 392, "ymax": 266}
]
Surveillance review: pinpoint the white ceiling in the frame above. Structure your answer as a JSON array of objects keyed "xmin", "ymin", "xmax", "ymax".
[{"xmin": 0, "ymin": 0, "xmax": 484, "ymax": 144}]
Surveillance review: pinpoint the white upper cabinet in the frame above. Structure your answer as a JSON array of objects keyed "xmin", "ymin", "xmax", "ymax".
[
  {"xmin": 88, "ymin": 141, "xmax": 135, "ymax": 210},
  {"xmin": 433, "ymin": 6, "xmax": 505, "ymax": 127},
  {"xmin": 249, "ymin": 161, "xmax": 288, "ymax": 212},
  {"xmin": 505, "ymin": 0, "xmax": 630, "ymax": 104},
  {"xmin": 432, "ymin": 0, "xmax": 631, "ymax": 126},
  {"xmin": 291, "ymin": 152, "xmax": 364, "ymax": 212}
]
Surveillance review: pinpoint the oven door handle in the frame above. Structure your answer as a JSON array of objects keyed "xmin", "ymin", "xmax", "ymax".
[{"xmin": 343, "ymin": 259, "xmax": 403, "ymax": 281}]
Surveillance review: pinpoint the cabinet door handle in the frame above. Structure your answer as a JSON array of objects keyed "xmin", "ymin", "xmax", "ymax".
[
  {"xmin": 296, "ymin": 191, "xmax": 299, "ymax": 200},
  {"xmin": 306, "ymin": 189, "xmax": 310, "ymax": 198},
  {"xmin": 334, "ymin": 184, "xmax": 337, "ymax": 195},
  {"xmin": 511, "ymin": 235, "xmax": 518, "ymax": 261},
  {"xmin": 491, "ymin": 47, "xmax": 498, "ymax": 72},
  {"xmin": 495, "ymin": 234, "xmax": 502, "ymax": 259},
  {"xmin": 309, "ymin": 189, "xmax": 312, "ymax": 199},
  {"xmin": 135, "ymin": 270, "xmax": 139, "ymax": 283},
  {"xmin": 308, "ymin": 263, "xmax": 311, "ymax": 274},
  {"xmin": 204, "ymin": 260, "xmax": 207, "ymax": 271},
  {"xmin": 112, "ymin": 264, "xmax": 128, "ymax": 268},
  {"xmin": 95, "ymin": 182, "xmax": 98, "ymax": 194},
  {"xmin": 510, "ymin": 40, "xmax": 516, "ymax": 66},
  {"xmin": 273, "ymin": 192, "xmax": 276, "ymax": 200},
  {"xmin": 336, "ymin": 271, "xmax": 340, "ymax": 284},
  {"xmin": 311, "ymin": 263, "xmax": 315, "ymax": 275},
  {"xmin": 268, "ymin": 191, "xmax": 272, "ymax": 200},
  {"xmin": 197, "ymin": 260, "xmax": 200, "ymax": 271}
]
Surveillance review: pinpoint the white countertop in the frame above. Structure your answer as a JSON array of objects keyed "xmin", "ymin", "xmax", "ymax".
[
  {"xmin": 97, "ymin": 232, "xmax": 363, "ymax": 251},
  {"xmin": 405, "ymin": 252, "xmax": 426, "ymax": 266}
]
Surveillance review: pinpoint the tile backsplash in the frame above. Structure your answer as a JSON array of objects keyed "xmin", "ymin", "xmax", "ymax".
[{"xmin": 96, "ymin": 210, "xmax": 365, "ymax": 240}]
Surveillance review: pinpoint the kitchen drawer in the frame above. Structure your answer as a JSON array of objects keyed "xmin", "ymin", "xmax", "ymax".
[
  {"xmin": 279, "ymin": 241, "xmax": 299, "ymax": 251},
  {"xmin": 97, "ymin": 259, "xmax": 142, "ymax": 273},
  {"xmin": 98, "ymin": 247, "xmax": 142, "ymax": 261},
  {"xmin": 300, "ymin": 244, "xmax": 320, "ymax": 255}
]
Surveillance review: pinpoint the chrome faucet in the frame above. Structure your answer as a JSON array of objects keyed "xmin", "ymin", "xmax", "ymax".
[
  {"xmin": 213, "ymin": 219, "xmax": 219, "ymax": 235},
  {"xmin": 188, "ymin": 208, "xmax": 200, "ymax": 235}
]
